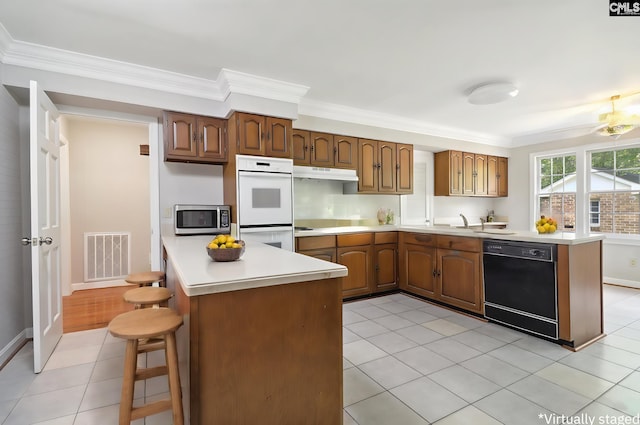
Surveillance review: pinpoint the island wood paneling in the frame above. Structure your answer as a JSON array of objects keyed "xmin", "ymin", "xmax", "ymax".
[{"xmin": 171, "ymin": 265, "xmax": 343, "ymax": 425}]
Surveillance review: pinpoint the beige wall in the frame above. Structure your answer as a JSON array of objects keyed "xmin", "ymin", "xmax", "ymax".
[{"xmin": 66, "ymin": 115, "xmax": 150, "ymax": 284}]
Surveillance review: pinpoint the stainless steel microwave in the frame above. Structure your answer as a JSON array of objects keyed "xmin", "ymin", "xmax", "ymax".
[{"xmin": 174, "ymin": 204, "xmax": 231, "ymax": 235}]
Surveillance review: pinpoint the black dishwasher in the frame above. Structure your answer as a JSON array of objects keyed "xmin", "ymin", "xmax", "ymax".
[{"xmin": 483, "ymin": 240, "xmax": 558, "ymax": 340}]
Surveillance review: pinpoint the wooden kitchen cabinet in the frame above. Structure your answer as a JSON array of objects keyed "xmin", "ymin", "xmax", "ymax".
[
  {"xmin": 163, "ymin": 111, "xmax": 227, "ymax": 163},
  {"xmin": 396, "ymin": 143, "xmax": 413, "ymax": 193},
  {"xmin": 437, "ymin": 249, "xmax": 482, "ymax": 314},
  {"xmin": 497, "ymin": 156, "xmax": 508, "ymax": 197},
  {"xmin": 358, "ymin": 139, "xmax": 379, "ymax": 192},
  {"xmin": 435, "ymin": 150, "xmax": 507, "ymax": 197},
  {"xmin": 337, "ymin": 233, "xmax": 373, "ymax": 299},
  {"xmin": 399, "ymin": 233, "xmax": 483, "ymax": 314},
  {"xmin": 292, "ymin": 129, "xmax": 311, "ymax": 165},
  {"xmin": 333, "ymin": 135, "xmax": 358, "ymax": 169},
  {"xmin": 357, "ymin": 139, "xmax": 412, "ymax": 194},
  {"xmin": 373, "ymin": 232, "xmax": 398, "ymax": 293},
  {"xmin": 399, "ymin": 234, "xmax": 437, "ymax": 299},
  {"xmin": 296, "ymin": 235, "xmax": 337, "ymax": 263},
  {"xmin": 233, "ymin": 112, "xmax": 292, "ymax": 158},
  {"xmin": 309, "ymin": 132, "xmax": 335, "ymax": 167}
]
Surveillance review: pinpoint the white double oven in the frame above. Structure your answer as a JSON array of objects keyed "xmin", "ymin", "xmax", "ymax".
[{"xmin": 235, "ymin": 155, "xmax": 294, "ymax": 251}]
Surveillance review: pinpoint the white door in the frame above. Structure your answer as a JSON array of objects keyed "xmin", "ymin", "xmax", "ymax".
[{"xmin": 29, "ymin": 81, "xmax": 63, "ymax": 373}]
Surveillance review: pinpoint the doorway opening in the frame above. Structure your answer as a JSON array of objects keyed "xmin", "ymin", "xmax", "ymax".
[{"xmin": 59, "ymin": 113, "xmax": 160, "ymax": 332}]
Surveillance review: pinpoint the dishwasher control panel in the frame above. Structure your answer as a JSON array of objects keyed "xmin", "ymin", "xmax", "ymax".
[{"xmin": 483, "ymin": 240, "xmax": 556, "ymax": 262}]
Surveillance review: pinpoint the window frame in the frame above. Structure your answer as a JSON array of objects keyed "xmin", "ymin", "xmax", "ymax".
[{"xmin": 530, "ymin": 138, "xmax": 640, "ymax": 240}]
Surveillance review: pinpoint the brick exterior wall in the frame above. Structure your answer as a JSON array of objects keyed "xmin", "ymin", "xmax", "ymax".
[{"xmin": 540, "ymin": 192, "xmax": 640, "ymax": 234}]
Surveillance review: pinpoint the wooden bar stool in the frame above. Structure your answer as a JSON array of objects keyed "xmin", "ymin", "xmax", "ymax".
[
  {"xmin": 123, "ymin": 287, "xmax": 172, "ymax": 309},
  {"xmin": 108, "ymin": 308, "xmax": 184, "ymax": 425},
  {"xmin": 125, "ymin": 271, "xmax": 165, "ymax": 287}
]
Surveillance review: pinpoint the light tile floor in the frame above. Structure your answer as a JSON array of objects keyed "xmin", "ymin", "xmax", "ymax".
[{"xmin": 2, "ymin": 284, "xmax": 640, "ymax": 424}]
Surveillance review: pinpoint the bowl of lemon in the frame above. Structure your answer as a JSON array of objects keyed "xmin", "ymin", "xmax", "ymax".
[
  {"xmin": 206, "ymin": 235, "xmax": 245, "ymax": 262},
  {"xmin": 535, "ymin": 216, "xmax": 557, "ymax": 234}
]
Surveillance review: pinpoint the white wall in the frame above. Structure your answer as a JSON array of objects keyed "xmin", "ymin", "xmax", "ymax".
[
  {"xmin": 0, "ymin": 84, "xmax": 28, "ymax": 363},
  {"xmin": 65, "ymin": 116, "xmax": 151, "ymax": 283}
]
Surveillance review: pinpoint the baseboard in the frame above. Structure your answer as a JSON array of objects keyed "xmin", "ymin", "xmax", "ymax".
[
  {"xmin": 604, "ymin": 278, "xmax": 640, "ymax": 289},
  {"xmin": 0, "ymin": 330, "xmax": 29, "ymax": 369},
  {"xmin": 71, "ymin": 278, "xmax": 130, "ymax": 291}
]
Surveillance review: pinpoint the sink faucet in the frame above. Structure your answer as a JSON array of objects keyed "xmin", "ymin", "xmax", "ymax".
[
  {"xmin": 480, "ymin": 217, "xmax": 486, "ymax": 231},
  {"xmin": 460, "ymin": 213, "xmax": 469, "ymax": 229}
]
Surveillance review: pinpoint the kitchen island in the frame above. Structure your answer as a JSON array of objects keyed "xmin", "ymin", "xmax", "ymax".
[{"xmin": 163, "ymin": 236, "xmax": 347, "ymax": 425}]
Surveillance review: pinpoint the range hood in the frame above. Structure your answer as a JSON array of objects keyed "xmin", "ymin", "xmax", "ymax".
[{"xmin": 293, "ymin": 165, "xmax": 359, "ymax": 182}]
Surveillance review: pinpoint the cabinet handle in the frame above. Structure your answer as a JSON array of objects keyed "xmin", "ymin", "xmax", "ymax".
[
  {"xmin": 437, "ymin": 270, "xmax": 441, "ymax": 277},
  {"xmin": 310, "ymin": 145, "xmax": 314, "ymax": 152},
  {"xmin": 432, "ymin": 270, "xmax": 437, "ymax": 277},
  {"xmin": 304, "ymin": 145, "xmax": 309, "ymax": 151}
]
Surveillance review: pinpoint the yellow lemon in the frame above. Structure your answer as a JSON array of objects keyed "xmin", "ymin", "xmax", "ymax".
[
  {"xmin": 225, "ymin": 241, "xmax": 234, "ymax": 248},
  {"xmin": 549, "ymin": 225, "xmax": 556, "ymax": 233},
  {"xmin": 226, "ymin": 236, "xmax": 235, "ymax": 243},
  {"xmin": 217, "ymin": 235, "xmax": 227, "ymax": 244},
  {"xmin": 537, "ymin": 225, "xmax": 546, "ymax": 233},
  {"xmin": 219, "ymin": 244, "xmax": 227, "ymax": 249},
  {"xmin": 208, "ymin": 243, "xmax": 219, "ymax": 249}
]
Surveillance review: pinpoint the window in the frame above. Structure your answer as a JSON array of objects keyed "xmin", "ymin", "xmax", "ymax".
[
  {"xmin": 590, "ymin": 200, "xmax": 600, "ymax": 227},
  {"xmin": 589, "ymin": 147, "xmax": 640, "ymax": 235},
  {"xmin": 537, "ymin": 154, "xmax": 576, "ymax": 232}
]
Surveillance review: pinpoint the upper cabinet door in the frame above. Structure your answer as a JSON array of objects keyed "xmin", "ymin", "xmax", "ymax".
[
  {"xmin": 236, "ymin": 112, "xmax": 265, "ymax": 156},
  {"xmin": 449, "ymin": 150, "xmax": 463, "ymax": 195},
  {"xmin": 498, "ymin": 156, "xmax": 508, "ymax": 197},
  {"xmin": 265, "ymin": 117, "xmax": 292, "ymax": 158},
  {"xmin": 333, "ymin": 135, "xmax": 357, "ymax": 169},
  {"xmin": 164, "ymin": 111, "xmax": 197, "ymax": 160},
  {"xmin": 358, "ymin": 139, "xmax": 378, "ymax": 192},
  {"xmin": 310, "ymin": 132, "xmax": 334, "ymax": 167},
  {"xmin": 292, "ymin": 129, "xmax": 311, "ymax": 165},
  {"xmin": 198, "ymin": 117, "xmax": 227, "ymax": 162},
  {"xmin": 378, "ymin": 141, "xmax": 397, "ymax": 193},
  {"xmin": 487, "ymin": 156, "xmax": 499, "ymax": 197},
  {"xmin": 474, "ymin": 154, "xmax": 487, "ymax": 196},
  {"xmin": 462, "ymin": 152, "xmax": 476, "ymax": 195},
  {"xmin": 396, "ymin": 143, "xmax": 413, "ymax": 194}
]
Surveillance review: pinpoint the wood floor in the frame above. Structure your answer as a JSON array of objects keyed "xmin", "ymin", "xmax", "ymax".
[{"xmin": 62, "ymin": 285, "xmax": 137, "ymax": 333}]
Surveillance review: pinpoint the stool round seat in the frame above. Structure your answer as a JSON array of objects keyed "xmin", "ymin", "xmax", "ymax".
[
  {"xmin": 123, "ymin": 287, "xmax": 172, "ymax": 307},
  {"xmin": 109, "ymin": 308, "xmax": 182, "ymax": 340},
  {"xmin": 125, "ymin": 271, "xmax": 165, "ymax": 286}
]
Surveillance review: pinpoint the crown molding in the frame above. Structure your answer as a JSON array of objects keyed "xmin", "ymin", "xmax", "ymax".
[
  {"xmin": 0, "ymin": 27, "xmax": 309, "ymax": 105},
  {"xmin": 299, "ymin": 98, "xmax": 510, "ymax": 147},
  {"xmin": 219, "ymin": 69, "xmax": 309, "ymax": 105},
  {"xmin": 0, "ymin": 23, "xmax": 12, "ymax": 61},
  {"xmin": 509, "ymin": 123, "xmax": 597, "ymax": 147}
]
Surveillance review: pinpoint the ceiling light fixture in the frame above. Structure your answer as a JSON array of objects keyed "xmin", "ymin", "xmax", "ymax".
[
  {"xmin": 596, "ymin": 95, "xmax": 640, "ymax": 136},
  {"xmin": 467, "ymin": 82, "xmax": 519, "ymax": 105}
]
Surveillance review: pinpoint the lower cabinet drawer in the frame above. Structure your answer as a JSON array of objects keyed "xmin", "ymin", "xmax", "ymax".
[{"xmin": 337, "ymin": 233, "xmax": 373, "ymax": 247}]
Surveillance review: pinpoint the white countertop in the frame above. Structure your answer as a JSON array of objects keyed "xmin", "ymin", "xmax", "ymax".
[
  {"xmin": 294, "ymin": 225, "xmax": 605, "ymax": 245},
  {"xmin": 163, "ymin": 235, "xmax": 348, "ymax": 297}
]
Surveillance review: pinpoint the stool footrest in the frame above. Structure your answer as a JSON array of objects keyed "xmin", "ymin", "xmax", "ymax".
[
  {"xmin": 135, "ymin": 365, "xmax": 167, "ymax": 381},
  {"xmin": 131, "ymin": 399, "xmax": 173, "ymax": 420}
]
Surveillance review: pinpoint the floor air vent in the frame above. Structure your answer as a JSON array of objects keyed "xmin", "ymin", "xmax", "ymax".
[{"xmin": 84, "ymin": 232, "xmax": 131, "ymax": 282}]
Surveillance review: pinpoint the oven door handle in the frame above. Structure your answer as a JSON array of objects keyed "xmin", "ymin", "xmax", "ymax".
[{"xmin": 239, "ymin": 226, "xmax": 293, "ymax": 233}]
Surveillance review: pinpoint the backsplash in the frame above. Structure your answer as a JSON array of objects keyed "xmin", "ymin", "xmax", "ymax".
[{"xmin": 294, "ymin": 179, "xmax": 400, "ymax": 222}]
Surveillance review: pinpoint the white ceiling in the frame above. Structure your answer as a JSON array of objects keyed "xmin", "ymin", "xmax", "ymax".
[{"xmin": 1, "ymin": 0, "xmax": 640, "ymax": 146}]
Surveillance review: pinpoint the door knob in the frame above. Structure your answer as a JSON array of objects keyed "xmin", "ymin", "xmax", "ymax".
[
  {"xmin": 39, "ymin": 237, "xmax": 53, "ymax": 245},
  {"xmin": 21, "ymin": 237, "xmax": 36, "ymax": 246}
]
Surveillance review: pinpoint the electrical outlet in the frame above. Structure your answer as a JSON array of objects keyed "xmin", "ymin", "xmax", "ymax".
[
  {"xmin": 631, "ymin": 258, "xmax": 638, "ymax": 267},
  {"xmin": 163, "ymin": 207, "xmax": 172, "ymax": 218}
]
